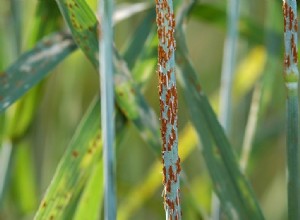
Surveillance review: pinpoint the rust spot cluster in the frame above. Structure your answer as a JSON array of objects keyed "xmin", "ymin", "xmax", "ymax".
[
  {"xmin": 283, "ymin": 2, "xmax": 298, "ymax": 69},
  {"xmin": 88, "ymin": 133, "xmax": 101, "ymax": 154},
  {"xmin": 291, "ymin": 34, "xmax": 298, "ymax": 63},
  {"xmin": 164, "ymin": 188, "xmax": 181, "ymax": 220},
  {"xmin": 156, "ymin": 0, "xmax": 181, "ymax": 217},
  {"xmin": 283, "ymin": 2, "xmax": 297, "ymax": 32},
  {"xmin": 158, "ymin": 71, "xmax": 178, "ymax": 152},
  {"xmin": 156, "ymin": 0, "xmax": 176, "ymax": 67}
]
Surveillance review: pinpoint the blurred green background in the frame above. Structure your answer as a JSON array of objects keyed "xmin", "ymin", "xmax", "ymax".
[{"xmin": 0, "ymin": 0, "xmax": 291, "ymax": 219}]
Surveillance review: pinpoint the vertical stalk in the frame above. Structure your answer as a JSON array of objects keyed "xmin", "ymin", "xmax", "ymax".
[
  {"xmin": 155, "ymin": 0, "xmax": 181, "ymax": 219},
  {"xmin": 240, "ymin": 83, "xmax": 261, "ymax": 171},
  {"xmin": 282, "ymin": 1, "xmax": 300, "ymax": 219},
  {"xmin": 98, "ymin": 0, "xmax": 116, "ymax": 219},
  {"xmin": 213, "ymin": 0, "xmax": 239, "ymax": 218},
  {"xmin": 219, "ymin": 0, "xmax": 239, "ymax": 131},
  {"xmin": 0, "ymin": 140, "xmax": 13, "ymax": 206}
]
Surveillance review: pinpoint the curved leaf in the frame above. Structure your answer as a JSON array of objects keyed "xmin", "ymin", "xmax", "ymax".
[{"xmin": 0, "ymin": 32, "xmax": 77, "ymax": 112}]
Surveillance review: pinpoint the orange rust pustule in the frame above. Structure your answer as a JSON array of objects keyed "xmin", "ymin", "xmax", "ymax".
[
  {"xmin": 168, "ymin": 166, "xmax": 175, "ymax": 181},
  {"xmin": 163, "ymin": 166, "xmax": 167, "ymax": 183},
  {"xmin": 289, "ymin": 6, "xmax": 294, "ymax": 30},
  {"xmin": 283, "ymin": 2, "xmax": 288, "ymax": 32},
  {"xmin": 166, "ymin": 179, "xmax": 171, "ymax": 193},
  {"xmin": 291, "ymin": 34, "xmax": 298, "ymax": 63},
  {"xmin": 176, "ymin": 157, "xmax": 181, "ymax": 174},
  {"xmin": 285, "ymin": 54, "xmax": 291, "ymax": 68}
]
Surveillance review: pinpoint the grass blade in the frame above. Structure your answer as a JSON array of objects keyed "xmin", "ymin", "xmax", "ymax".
[
  {"xmin": 218, "ymin": 0, "xmax": 239, "ymax": 132},
  {"xmin": 34, "ymin": 8, "xmax": 160, "ymax": 219},
  {"xmin": 0, "ymin": 141, "xmax": 12, "ymax": 206},
  {"xmin": 122, "ymin": 8, "xmax": 156, "ymax": 70},
  {"xmin": 282, "ymin": 1, "xmax": 300, "ymax": 218},
  {"xmin": 73, "ymin": 158, "xmax": 104, "ymax": 220},
  {"xmin": 175, "ymin": 1, "xmax": 264, "ymax": 219},
  {"xmin": 98, "ymin": 0, "xmax": 116, "ymax": 218},
  {"xmin": 0, "ymin": 32, "xmax": 77, "ymax": 112},
  {"xmin": 55, "ymin": 0, "xmax": 161, "ymax": 154},
  {"xmin": 213, "ymin": 0, "xmax": 239, "ymax": 218},
  {"xmin": 34, "ymin": 98, "xmax": 102, "ymax": 220}
]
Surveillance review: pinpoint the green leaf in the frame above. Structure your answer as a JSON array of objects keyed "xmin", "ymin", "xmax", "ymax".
[
  {"xmin": 177, "ymin": 48, "xmax": 264, "ymax": 219},
  {"xmin": 175, "ymin": 2, "xmax": 264, "ymax": 219},
  {"xmin": 0, "ymin": 32, "xmax": 77, "ymax": 112},
  {"xmin": 73, "ymin": 158, "xmax": 103, "ymax": 220},
  {"xmin": 11, "ymin": 141, "xmax": 38, "ymax": 213},
  {"xmin": 122, "ymin": 7, "xmax": 156, "ymax": 70},
  {"xmin": 55, "ymin": 0, "xmax": 161, "ymax": 154},
  {"xmin": 34, "ymin": 98, "xmax": 102, "ymax": 220},
  {"xmin": 34, "ymin": 6, "xmax": 160, "ymax": 219},
  {"xmin": 98, "ymin": 0, "xmax": 117, "ymax": 218}
]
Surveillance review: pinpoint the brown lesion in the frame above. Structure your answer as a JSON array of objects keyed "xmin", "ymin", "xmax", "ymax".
[
  {"xmin": 176, "ymin": 157, "xmax": 181, "ymax": 174},
  {"xmin": 288, "ymin": 6, "xmax": 294, "ymax": 31},
  {"xmin": 72, "ymin": 150, "xmax": 79, "ymax": 158},
  {"xmin": 294, "ymin": 20, "xmax": 298, "ymax": 32},
  {"xmin": 291, "ymin": 34, "xmax": 298, "ymax": 63},
  {"xmin": 42, "ymin": 201, "xmax": 47, "ymax": 208},
  {"xmin": 284, "ymin": 54, "xmax": 291, "ymax": 68},
  {"xmin": 162, "ymin": 166, "xmax": 167, "ymax": 183}
]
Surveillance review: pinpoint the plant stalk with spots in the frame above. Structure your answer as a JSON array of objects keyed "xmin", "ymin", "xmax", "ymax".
[
  {"xmin": 155, "ymin": 0, "xmax": 181, "ymax": 219},
  {"xmin": 282, "ymin": 0, "xmax": 300, "ymax": 219}
]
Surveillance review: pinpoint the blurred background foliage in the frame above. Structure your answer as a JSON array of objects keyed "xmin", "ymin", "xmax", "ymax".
[{"xmin": 0, "ymin": 0, "xmax": 291, "ymax": 219}]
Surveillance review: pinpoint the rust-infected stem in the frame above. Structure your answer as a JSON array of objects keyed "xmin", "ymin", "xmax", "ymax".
[{"xmin": 155, "ymin": 0, "xmax": 181, "ymax": 218}]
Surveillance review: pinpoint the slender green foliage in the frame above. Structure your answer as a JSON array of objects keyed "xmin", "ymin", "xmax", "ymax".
[
  {"xmin": 1, "ymin": 1, "xmax": 294, "ymax": 219},
  {"xmin": 175, "ymin": 0, "xmax": 264, "ymax": 219},
  {"xmin": 0, "ymin": 32, "xmax": 76, "ymax": 112},
  {"xmin": 0, "ymin": 141, "xmax": 12, "ymax": 206},
  {"xmin": 33, "ymin": 9, "xmax": 159, "ymax": 219},
  {"xmin": 55, "ymin": 0, "xmax": 161, "ymax": 155},
  {"xmin": 98, "ymin": 0, "xmax": 116, "ymax": 218},
  {"xmin": 213, "ymin": 0, "xmax": 239, "ymax": 218},
  {"xmin": 218, "ymin": 0, "xmax": 239, "ymax": 131},
  {"xmin": 34, "ymin": 99, "xmax": 102, "ymax": 220},
  {"xmin": 240, "ymin": 84, "xmax": 261, "ymax": 171},
  {"xmin": 73, "ymin": 157, "xmax": 104, "ymax": 220},
  {"xmin": 282, "ymin": 1, "xmax": 300, "ymax": 218}
]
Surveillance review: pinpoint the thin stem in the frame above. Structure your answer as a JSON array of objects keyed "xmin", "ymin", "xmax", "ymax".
[
  {"xmin": 98, "ymin": 0, "xmax": 116, "ymax": 219},
  {"xmin": 282, "ymin": 0, "xmax": 300, "ymax": 219},
  {"xmin": 155, "ymin": 0, "xmax": 181, "ymax": 218},
  {"xmin": 0, "ymin": 140, "xmax": 13, "ymax": 206},
  {"xmin": 219, "ymin": 0, "xmax": 239, "ymax": 132},
  {"xmin": 213, "ymin": 0, "xmax": 239, "ymax": 218},
  {"xmin": 240, "ymin": 83, "xmax": 261, "ymax": 171}
]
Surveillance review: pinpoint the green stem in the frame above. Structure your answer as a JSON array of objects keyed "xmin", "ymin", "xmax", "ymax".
[
  {"xmin": 239, "ymin": 83, "xmax": 261, "ymax": 171},
  {"xmin": 286, "ymin": 93, "xmax": 300, "ymax": 219},
  {"xmin": 282, "ymin": 1, "xmax": 300, "ymax": 219},
  {"xmin": 213, "ymin": 0, "xmax": 239, "ymax": 218},
  {"xmin": 98, "ymin": 0, "xmax": 116, "ymax": 218}
]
